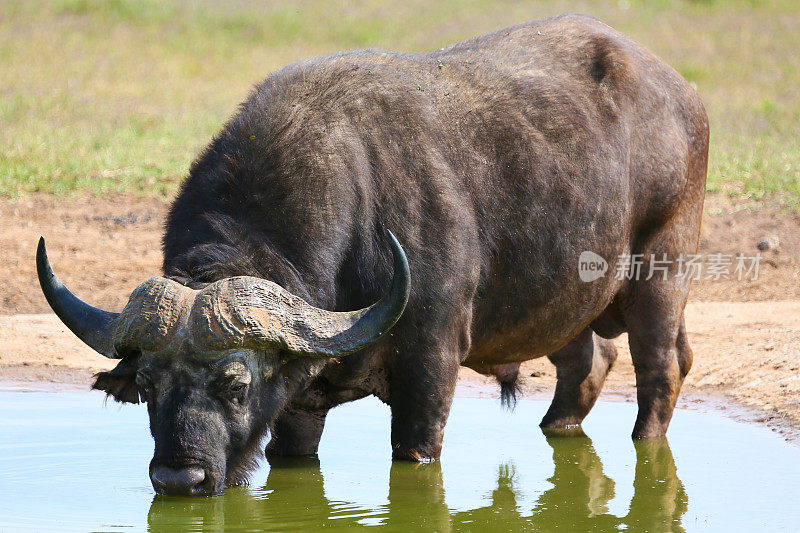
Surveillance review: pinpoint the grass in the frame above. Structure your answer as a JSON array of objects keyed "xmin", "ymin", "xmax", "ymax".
[{"xmin": 0, "ymin": 0, "xmax": 798, "ymax": 207}]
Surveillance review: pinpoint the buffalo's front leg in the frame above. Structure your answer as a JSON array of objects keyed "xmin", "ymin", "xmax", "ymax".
[
  {"xmin": 540, "ymin": 328, "xmax": 618, "ymax": 430},
  {"xmin": 266, "ymin": 406, "xmax": 328, "ymax": 457},
  {"xmin": 389, "ymin": 339, "xmax": 461, "ymax": 462}
]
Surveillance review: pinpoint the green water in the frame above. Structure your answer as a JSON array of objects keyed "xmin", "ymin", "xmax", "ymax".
[{"xmin": 1, "ymin": 391, "xmax": 798, "ymax": 532}]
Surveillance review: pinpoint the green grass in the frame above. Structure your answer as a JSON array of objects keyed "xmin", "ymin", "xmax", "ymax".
[{"xmin": 1, "ymin": 0, "xmax": 798, "ymax": 206}]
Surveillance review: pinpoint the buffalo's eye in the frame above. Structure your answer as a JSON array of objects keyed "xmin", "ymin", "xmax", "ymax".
[
  {"xmin": 214, "ymin": 377, "xmax": 249, "ymax": 404},
  {"xmin": 225, "ymin": 381, "xmax": 248, "ymax": 401},
  {"xmin": 215, "ymin": 361, "xmax": 251, "ymax": 402}
]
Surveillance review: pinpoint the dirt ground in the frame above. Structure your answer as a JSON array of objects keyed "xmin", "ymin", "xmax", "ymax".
[{"xmin": 1, "ymin": 194, "xmax": 799, "ymax": 436}]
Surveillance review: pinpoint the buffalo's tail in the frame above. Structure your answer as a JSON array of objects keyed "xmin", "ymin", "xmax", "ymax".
[{"xmin": 491, "ymin": 363, "xmax": 521, "ymax": 411}]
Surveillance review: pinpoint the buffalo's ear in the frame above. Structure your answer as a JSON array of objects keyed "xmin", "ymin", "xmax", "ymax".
[{"xmin": 92, "ymin": 356, "xmax": 140, "ymax": 404}]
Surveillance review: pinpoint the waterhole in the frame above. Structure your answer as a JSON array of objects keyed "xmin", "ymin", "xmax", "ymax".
[{"xmin": 1, "ymin": 390, "xmax": 798, "ymax": 532}]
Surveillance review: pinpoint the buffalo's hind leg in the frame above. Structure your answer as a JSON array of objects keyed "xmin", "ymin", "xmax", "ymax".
[
  {"xmin": 626, "ymin": 305, "xmax": 693, "ymax": 439},
  {"xmin": 621, "ymin": 211, "xmax": 697, "ymax": 438},
  {"xmin": 623, "ymin": 206, "xmax": 698, "ymax": 438},
  {"xmin": 540, "ymin": 328, "xmax": 618, "ymax": 430}
]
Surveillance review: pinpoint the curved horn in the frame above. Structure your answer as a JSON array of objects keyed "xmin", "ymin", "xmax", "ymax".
[
  {"xmin": 194, "ymin": 229, "xmax": 411, "ymax": 357},
  {"xmin": 334, "ymin": 228, "xmax": 412, "ymax": 351},
  {"xmin": 36, "ymin": 237, "xmax": 120, "ymax": 358}
]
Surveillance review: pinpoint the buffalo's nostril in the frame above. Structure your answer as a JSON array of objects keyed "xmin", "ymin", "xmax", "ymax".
[{"xmin": 151, "ymin": 466, "xmax": 206, "ymax": 496}]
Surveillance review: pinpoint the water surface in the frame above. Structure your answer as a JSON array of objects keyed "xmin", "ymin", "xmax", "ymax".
[{"xmin": 1, "ymin": 391, "xmax": 798, "ymax": 532}]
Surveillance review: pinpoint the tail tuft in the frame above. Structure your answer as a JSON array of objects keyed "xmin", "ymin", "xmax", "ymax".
[
  {"xmin": 499, "ymin": 379, "xmax": 520, "ymax": 411},
  {"xmin": 492, "ymin": 363, "xmax": 521, "ymax": 412}
]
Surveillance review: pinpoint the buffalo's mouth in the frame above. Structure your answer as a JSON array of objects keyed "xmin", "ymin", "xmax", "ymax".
[{"xmin": 149, "ymin": 461, "xmax": 225, "ymax": 497}]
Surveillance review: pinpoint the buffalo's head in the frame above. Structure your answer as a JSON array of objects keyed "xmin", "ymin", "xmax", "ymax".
[{"xmin": 36, "ymin": 231, "xmax": 409, "ymax": 496}]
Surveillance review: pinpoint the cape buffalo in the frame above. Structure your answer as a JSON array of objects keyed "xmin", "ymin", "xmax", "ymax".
[{"xmin": 38, "ymin": 14, "xmax": 707, "ymax": 496}]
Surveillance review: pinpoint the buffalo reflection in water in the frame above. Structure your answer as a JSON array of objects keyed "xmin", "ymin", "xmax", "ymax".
[{"xmin": 147, "ymin": 437, "xmax": 686, "ymax": 532}]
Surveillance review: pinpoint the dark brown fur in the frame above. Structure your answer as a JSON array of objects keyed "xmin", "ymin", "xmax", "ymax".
[{"xmin": 97, "ymin": 14, "xmax": 707, "ymax": 482}]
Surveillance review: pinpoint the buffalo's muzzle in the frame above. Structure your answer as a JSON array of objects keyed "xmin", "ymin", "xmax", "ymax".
[{"xmin": 150, "ymin": 465, "xmax": 209, "ymax": 496}]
